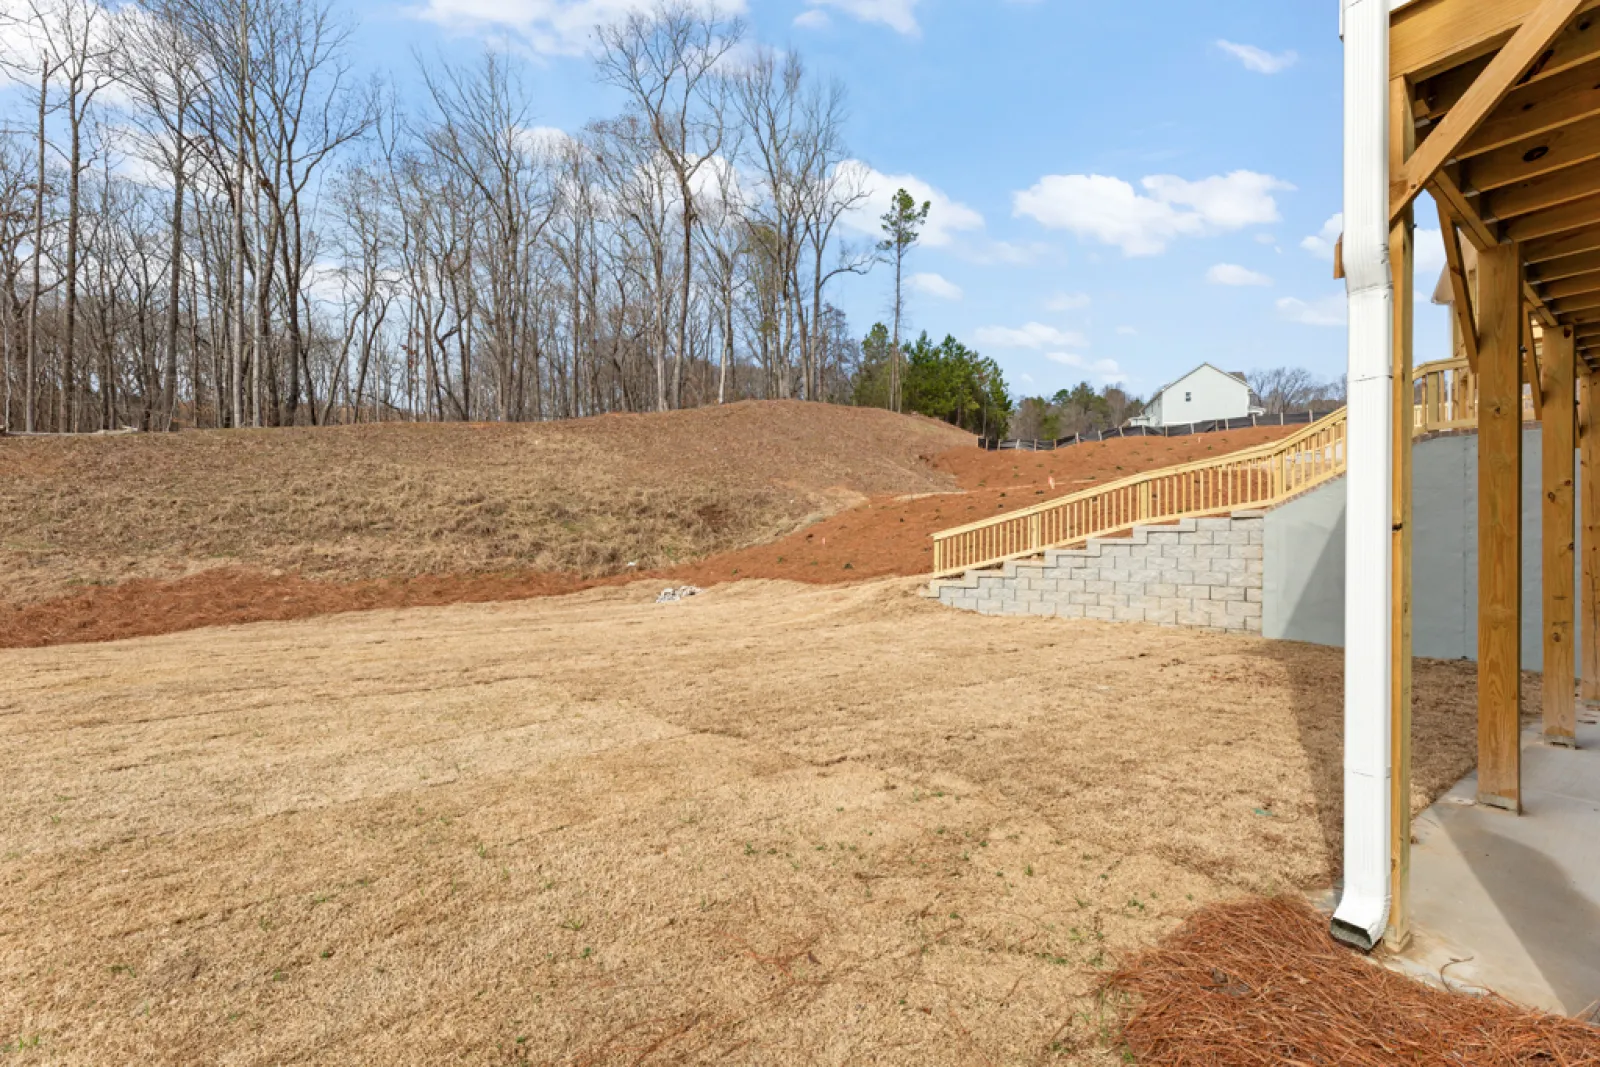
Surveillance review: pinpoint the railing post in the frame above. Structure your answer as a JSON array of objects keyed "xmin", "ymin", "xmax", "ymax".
[{"xmin": 1029, "ymin": 512, "xmax": 1042, "ymax": 553}]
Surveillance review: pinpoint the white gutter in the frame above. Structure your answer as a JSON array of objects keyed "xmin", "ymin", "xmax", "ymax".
[{"xmin": 1331, "ymin": 0, "xmax": 1395, "ymax": 953}]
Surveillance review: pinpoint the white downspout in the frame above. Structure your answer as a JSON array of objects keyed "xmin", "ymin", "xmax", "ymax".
[{"xmin": 1332, "ymin": 0, "xmax": 1395, "ymax": 953}]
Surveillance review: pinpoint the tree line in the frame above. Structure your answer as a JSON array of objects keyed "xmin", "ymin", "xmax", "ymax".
[{"xmin": 0, "ymin": 0, "xmax": 923, "ymax": 433}]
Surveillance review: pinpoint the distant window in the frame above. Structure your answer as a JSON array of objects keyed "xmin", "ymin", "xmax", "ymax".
[{"xmin": 1185, "ymin": 391, "xmax": 1192, "ymax": 402}]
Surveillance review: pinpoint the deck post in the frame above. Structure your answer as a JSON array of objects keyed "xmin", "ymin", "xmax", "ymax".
[
  {"xmin": 1583, "ymin": 365, "xmax": 1599, "ymax": 708},
  {"xmin": 1542, "ymin": 327, "xmax": 1577, "ymax": 746},
  {"xmin": 1477, "ymin": 242, "xmax": 1525, "ymax": 813},
  {"xmin": 1386, "ymin": 72, "xmax": 1416, "ymax": 951}
]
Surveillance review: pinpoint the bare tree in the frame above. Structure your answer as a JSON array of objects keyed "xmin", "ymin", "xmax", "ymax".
[{"xmin": 597, "ymin": 0, "xmax": 742, "ymax": 411}]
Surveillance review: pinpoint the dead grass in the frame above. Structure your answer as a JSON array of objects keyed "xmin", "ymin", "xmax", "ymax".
[
  {"xmin": 0, "ymin": 402, "xmax": 971, "ymax": 604},
  {"xmin": 0, "ymin": 414, "xmax": 1301, "ymax": 648},
  {"xmin": 0, "ymin": 579, "xmax": 1491, "ymax": 1064}
]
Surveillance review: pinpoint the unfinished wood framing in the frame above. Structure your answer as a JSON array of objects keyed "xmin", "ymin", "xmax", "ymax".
[
  {"xmin": 1584, "ymin": 367, "xmax": 1600, "ymax": 706},
  {"xmin": 1542, "ymin": 327, "xmax": 1579, "ymax": 745},
  {"xmin": 1388, "ymin": 71, "xmax": 1417, "ymax": 950},
  {"xmin": 1477, "ymin": 243, "xmax": 1527, "ymax": 812}
]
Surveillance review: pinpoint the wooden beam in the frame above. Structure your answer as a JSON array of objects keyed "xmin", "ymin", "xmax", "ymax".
[
  {"xmin": 1430, "ymin": 171, "xmax": 1501, "ymax": 249},
  {"xmin": 1413, "ymin": 11, "xmax": 1600, "ymax": 119},
  {"xmin": 1478, "ymin": 242, "xmax": 1527, "ymax": 813},
  {"xmin": 1461, "ymin": 56, "xmax": 1600, "ymax": 158},
  {"xmin": 1387, "ymin": 74, "xmax": 1416, "ymax": 954},
  {"xmin": 1393, "ymin": 0, "xmax": 1600, "ymax": 81},
  {"xmin": 1551, "ymin": 289, "xmax": 1600, "ymax": 313},
  {"xmin": 1440, "ymin": 202, "xmax": 1482, "ymax": 373},
  {"xmin": 1465, "ymin": 111, "xmax": 1600, "ymax": 192},
  {"xmin": 1393, "ymin": 0, "xmax": 1591, "ymax": 224},
  {"xmin": 1482, "ymin": 164, "xmax": 1600, "ymax": 220},
  {"xmin": 1543, "ymin": 327, "xmax": 1579, "ymax": 744},
  {"xmin": 1582, "ymin": 364, "xmax": 1600, "ymax": 706},
  {"xmin": 1506, "ymin": 191, "xmax": 1600, "ymax": 242},
  {"xmin": 1526, "ymin": 223, "xmax": 1600, "ymax": 261},
  {"xmin": 1537, "ymin": 269, "xmax": 1600, "ymax": 299},
  {"xmin": 1529, "ymin": 248, "xmax": 1600, "ymax": 282},
  {"xmin": 1528, "ymin": 311, "xmax": 1547, "ymax": 420}
]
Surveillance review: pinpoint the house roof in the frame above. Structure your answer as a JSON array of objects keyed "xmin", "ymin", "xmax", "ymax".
[{"xmin": 1150, "ymin": 363, "xmax": 1250, "ymax": 400}]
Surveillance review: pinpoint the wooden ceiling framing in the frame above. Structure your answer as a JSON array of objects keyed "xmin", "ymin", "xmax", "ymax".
[{"xmin": 1395, "ymin": 0, "xmax": 1600, "ymax": 372}]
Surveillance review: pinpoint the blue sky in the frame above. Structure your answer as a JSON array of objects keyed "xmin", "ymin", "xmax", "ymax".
[{"xmin": 132, "ymin": 0, "xmax": 1467, "ymax": 400}]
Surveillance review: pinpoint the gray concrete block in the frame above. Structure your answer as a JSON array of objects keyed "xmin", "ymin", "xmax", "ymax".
[
  {"xmin": 1163, "ymin": 543, "xmax": 1197, "ymax": 559},
  {"xmin": 1102, "ymin": 568, "xmax": 1132, "ymax": 584},
  {"xmin": 1114, "ymin": 606, "xmax": 1148, "ymax": 623},
  {"xmin": 1129, "ymin": 595, "xmax": 1164, "ymax": 612},
  {"xmin": 1180, "ymin": 531, "xmax": 1215, "ymax": 546},
  {"xmin": 1128, "ymin": 568, "xmax": 1165, "ymax": 584},
  {"xmin": 1168, "ymin": 570, "xmax": 1196, "ymax": 586},
  {"xmin": 1214, "ymin": 557, "xmax": 1248, "ymax": 575},
  {"xmin": 1246, "ymin": 587, "xmax": 1263, "ymax": 603},
  {"xmin": 1233, "ymin": 544, "xmax": 1264, "ymax": 560},
  {"xmin": 1099, "ymin": 593, "xmax": 1130, "ymax": 609},
  {"xmin": 1085, "ymin": 579, "xmax": 1115, "ymax": 595},
  {"xmin": 1069, "ymin": 592, "xmax": 1100, "ymax": 607},
  {"xmin": 1245, "ymin": 616, "xmax": 1263, "ymax": 633},
  {"xmin": 1159, "ymin": 596, "xmax": 1193, "ymax": 613},
  {"xmin": 1249, "ymin": 528, "xmax": 1265, "ymax": 545},
  {"xmin": 1146, "ymin": 609, "xmax": 1179, "ymax": 626},
  {"xmin": 977, "ymin": 599, "xmax": 1002, "ymax": 614},
  {"xmin": 1017, "ymin": 587, "xmax": 1043, "ymax": 603},
  {"xmin": 1247, "ymin": 558, "xmax": 1264, "ymax": 576},
  {"xmin": 1146, "ymin": 532, "xmax": 1181, "ymax": 546},
  {"xmin": 1027, "ymin": 601, "xmax": 1057, "ymax": 617},
  {"xmin": 1227, "ymin": 599, "xmax": 1264, "ymax": 619},
  {"xmin": 1178, "ymin": 584, "xmax": 1212, "ymax": 600},
  {"xmin": 1178, "ymin": 609, "xmax": 1214, "ymax": 627},
  {"xmin": 1058, "ymin": 603, "xmax": 1086, "ymax": 618},
  {"xmin": 1058, "ymin": 579, "xmax": 1086, "ymax": 595},
  {"xmin": 1194, "ymin": 544, "xmax": 1232, "ymax": 560},
  {"xmin": 1084, "ymin": 605, "xmax": 1115, "ymax": 620},
  {"xmin": 1147, "ymin": 583, "xmax": 1177, "ymax": 599},
  {"xmin": 1212, "ymin": 585, "xmax": 1246, "ymax": 603},
  {"xmin": 1214, "ymin": 530, "xmax": 1252, "ymax": 546},
  {"xmin": 1228, "ymin": 570, "xmax": 1259, "ymax": 588}
]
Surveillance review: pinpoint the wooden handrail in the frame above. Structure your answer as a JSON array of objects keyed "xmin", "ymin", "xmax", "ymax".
[
  {"xmin": 930, "ymin": 410, "xmax": 1349, "ymax": 577},
  {"xmin": 933, "ymin": 359, "xmax": 1549, "ymax": 578}
]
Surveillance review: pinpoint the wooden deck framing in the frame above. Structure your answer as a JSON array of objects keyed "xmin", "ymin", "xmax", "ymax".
[{"xmin": 1387, "ymin": 0, "xmax": 1600, "ymax": 946}]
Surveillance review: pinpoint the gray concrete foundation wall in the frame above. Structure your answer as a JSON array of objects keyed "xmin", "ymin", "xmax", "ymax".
[{"xmin": 1264, "ymin": 427, "xmax": 1585, "ymax": 673}]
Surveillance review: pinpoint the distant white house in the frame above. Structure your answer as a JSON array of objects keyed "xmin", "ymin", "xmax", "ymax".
[{"xmin": 1129, "ymin": 364, "xmax": 1263, "ymax": 429}]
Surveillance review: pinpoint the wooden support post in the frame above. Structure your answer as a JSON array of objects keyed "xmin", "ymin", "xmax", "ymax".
[
  {"xmin": 1542, "ymin": 328, "xmax": 1578, "ymax": 746},
  {"xmin": 1583, "ymin": 365, "xmax": 1600, "ymax": 707},
  {"xmin": 1387, "ymin": 76, "xmax": 1416, "ymax": 951},
  {"xmin": 1478, "ymin": 242, "xmax": 1526, "ymax": 813}
]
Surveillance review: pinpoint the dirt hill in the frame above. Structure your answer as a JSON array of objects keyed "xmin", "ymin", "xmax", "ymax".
[
  {"xmin": 0, "ymin": 401, "xmax": 971, "ymax": 605},
  {"xmin": 0, "ymin": 409, "xmax": 1299, "ymax": 648}
]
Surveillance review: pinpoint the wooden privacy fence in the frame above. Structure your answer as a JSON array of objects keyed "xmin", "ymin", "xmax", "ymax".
[{"xmin": 931, "ymin": 410, "xmax": 1349, "ymax": 578}]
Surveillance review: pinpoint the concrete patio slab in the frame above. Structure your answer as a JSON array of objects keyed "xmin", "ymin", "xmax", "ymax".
[{"xmin": 1395, "ymin": 714, "xmax": 1600, "ymax": 1018}]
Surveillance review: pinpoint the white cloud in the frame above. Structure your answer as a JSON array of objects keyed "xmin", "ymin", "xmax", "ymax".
[
  {"xmin": 1045, "ymin": 351, "xmax": 1127, "ymax": 383},
  {"xmin": 838, "ymin": 161, "xmax": 984, "ymax": 248},
  {"xmin": 1301, "ymin": 213, "xmax": 1342, "ymax": 259},
  {"xmin": 1415, "ymin": 226, "xmax": 1446, "ymax": 282},
  {"xmin": 407, "ymin": 0, "xmax": 747, "ymax": 55},
  {"xmin": 1014, "ymin": 170, "xmax": 1293, "ymax": 256},
  {"xmin": 1217, "ymin": 40, "xmax": 1299, "ymax": 74},
  {"xmin": 909, "ymin": 272, "xmax": 963, "ymax": 301},
  {"xmin": 803, "ymin": 0, "xmax": 919, "ymax": 34},
  {"xmin": 793, "ymin": 9, "xmax": 830, "ymax": 28},
  {"xmin": 975, "ymin": 322, "xmax": 1088, "ymax": 350},
  {"xmin": 1278, "ymin": 295, "xmax": 1347, "ymax": 328},
  {"xmin": 1045, "ymin": 291, "xmax": 1091, "ymax": 312},
  {"xmin": 1207, "ymin": 263, "xmax": 1273, "ymax": 287}
]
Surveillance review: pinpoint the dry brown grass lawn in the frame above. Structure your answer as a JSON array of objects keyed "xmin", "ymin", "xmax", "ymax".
[
  {"xmin": 0, "ymin": 579, "xmax": 1492, "ymax": 1065},
  {"xmin": 0, "ymin": 402, "xmax": 971, "ymax": 604}
]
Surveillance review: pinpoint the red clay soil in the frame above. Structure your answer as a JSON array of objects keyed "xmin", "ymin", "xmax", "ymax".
[{"xmin": 0, "ymin": 425, "xmax": 1299, "ymax": 650}]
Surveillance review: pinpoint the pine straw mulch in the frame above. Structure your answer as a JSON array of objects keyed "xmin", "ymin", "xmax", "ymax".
[{"xmin": 1108, "ymin": 897, "xmax": 1600, "ymax": 1066}]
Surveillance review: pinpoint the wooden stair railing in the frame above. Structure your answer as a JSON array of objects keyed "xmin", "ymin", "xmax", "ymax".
[
  {"xmin": 931, "ymin": 410, "xmax": 1349, "ymax": 578},
  {"xmin": 933, "ymin": 355, "xmax": 1550, "ymax": 579}
]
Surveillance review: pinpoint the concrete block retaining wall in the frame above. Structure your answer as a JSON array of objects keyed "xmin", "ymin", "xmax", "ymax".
[{"xmin": 932, "ymin": 513, "xmax": 1266, "ymax": 634}]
